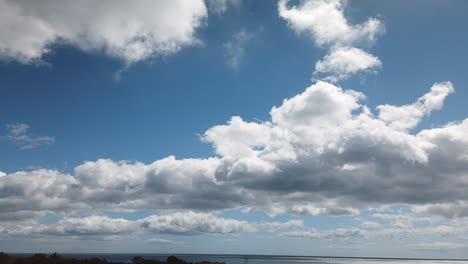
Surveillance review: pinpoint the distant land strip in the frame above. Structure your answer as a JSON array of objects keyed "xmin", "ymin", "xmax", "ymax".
[{"xmin": 0, "ymin": 252, "xmax": 223, "ymax": 264}]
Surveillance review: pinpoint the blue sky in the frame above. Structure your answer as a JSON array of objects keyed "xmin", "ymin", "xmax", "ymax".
[{"xmin": 1, "ymin": 0, "xmax": 468, "ymax": 259}]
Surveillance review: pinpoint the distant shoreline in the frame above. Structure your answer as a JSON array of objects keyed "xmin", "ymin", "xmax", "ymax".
[
  {"xmin": 5, "ymin": 253, "xmax": 468, "ymax": 262},
  {"xmin": 0, "ymin": 253, "xmax": 223, "ymax": 264}
]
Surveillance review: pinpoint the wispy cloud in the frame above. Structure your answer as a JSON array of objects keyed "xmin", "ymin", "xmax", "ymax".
[
  {"xmin": 207, "ymin": 0, "xmax": 242, "ymax": 14},
  {"xmin": 2, "ymin": 123, "xmax": 54, "ymax": 149},
  {"xmin": 224, "ymin": 29, "xmax": 254, "ymax": 70},
  {"xmin": 146, "ymin": 238, "xmax": 184, "ymax": 245}
]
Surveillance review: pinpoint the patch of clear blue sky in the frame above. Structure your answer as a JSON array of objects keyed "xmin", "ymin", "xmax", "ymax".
[{"xmin": 1, "ymin": 1, "xmax": 467, "ymax": 174}]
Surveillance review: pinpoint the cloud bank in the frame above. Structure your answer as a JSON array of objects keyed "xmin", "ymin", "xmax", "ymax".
[
  {"xmin": 1, "ymin": 81, "xmax": 466, "ymax": 228},
  {"xmin": 1, "ymin": 212, "xmax": 302, "ymax": 238},
  {"xmin": 281, "ymin": 207, "xmax": 468, "ymax": 247}
]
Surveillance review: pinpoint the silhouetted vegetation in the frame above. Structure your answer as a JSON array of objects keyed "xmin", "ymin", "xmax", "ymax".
[{"xmin": 0, "ymin": 253, "xmax": 223, "ymax": 264}]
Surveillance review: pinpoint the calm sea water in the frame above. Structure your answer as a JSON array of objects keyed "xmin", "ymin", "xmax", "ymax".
[{"xmin": 10, "ymin": 254, "xmax": 468, "ymax": 264}]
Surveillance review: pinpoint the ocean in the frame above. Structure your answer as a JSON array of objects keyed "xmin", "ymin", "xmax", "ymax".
[{"xmin": 10, "ymin": 254, "xmax": 468, "ymax": 264}]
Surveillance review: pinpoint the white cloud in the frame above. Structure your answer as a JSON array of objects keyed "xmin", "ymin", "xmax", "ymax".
[
  {"xmin": 270, "ymin": 81, "xmax": 365, "ymax": 131},
  {"xmin": 377, "ymin": 82, "xmax": 455, "ymax": 131},
  {"xmin": 0, "ymin": 169, "xmax": 82, "ymax": 220},
  {"xmin": 278, "ymin": 0, "xmax": 384, "ymax": 48},
  {"xmin": 224, "ymin": 29, "xmax": 254, "ymax": 70},
  {"xmin": 203, "ymin": 81, "xmax": 462, "ymax": 211},
  {"xmin": 314, "ymin": 47, "xmax": 382, "ymax": 82},
  {"xmin": 74, "ymin": 159, "xmax": 147, "ymax": 189},
  {"xmin": 39, "ymin": 215, "xmax": 136, "ymax": 236},
  {"xmin": 0, "ymin": 81, "xmax": 466, "ymax": 227},
  {"xmin": 0, "ymin": 212, "xmax": 301, "ymax": 239},
  {"xmin": 204, "ymin": 116, "xmax": 273, "ymax": 159},
  {"xmin": 278, "ymin": 0, "xmax": 385, "ymax": 82},
  {"xmin": 1, "ymin": 123, "xmax": 54, "ymax": 149},
  {"xmin": 140, "ymin": 212, "xmax": 255, "ymax": 235},
  {"xmin": 0, "ymin": 0, "xmax": 207, "ymax": 64}
]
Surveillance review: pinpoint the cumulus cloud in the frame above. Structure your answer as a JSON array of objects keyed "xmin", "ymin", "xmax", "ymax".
[
  {"xmin": 0, "ymin": 212, "xmax": 301, "ymax": 239},
  {"xmin": 314, "ymin": 47, "xmax": 382, "ymax": 82},
  {"xmin": 0, "ymin": 0, "xmax": 207, "ymax": 64},
  {"xmin": 0, "ymin": 169, "xmax": 82, "ymax": 221},
  {"xmin": 140, "ymin": 212, "xmax": 254, "ymax": 235},
  {"xmin": 1, "ymin": 80, "xmax": 466, "ymax": 225},
  {"xmin": 377, "ymin": 82, "xmax": 455, "ymax": 131},
  {"xmin": 1, "ymin": 123, "xmax": 54, "ymax": 149},
  {"xmin": 278, "ymin": 0, "xmax": 383, "ymax": 47},
  {"xmin": 203, "ymin": 81, "xmax": 464, "ymax": 212},
  {"xmin": 278, "ymin": 0, "xmax": 385, "ymax": 82},
  {"xmin": 74, "ymin": 159, "xmax": 147, "ymax": 190},
  {"xmin": 223, "ymin": 29, "xmax": 254, "ymax": 70},
  {"xmin": 39, "ymin": 215, "xmax": 136, "ymax": 236}
]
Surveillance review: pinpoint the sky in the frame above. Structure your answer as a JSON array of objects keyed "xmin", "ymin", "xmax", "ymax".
[{"xmin": 1, "ymin": 0, "xmax": 468, "ymax": 259}]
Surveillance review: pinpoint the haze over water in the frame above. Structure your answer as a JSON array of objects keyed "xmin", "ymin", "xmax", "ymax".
[{"xmin": 11, "ymin": 254, "xmax": 468, "ymax": 264}]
